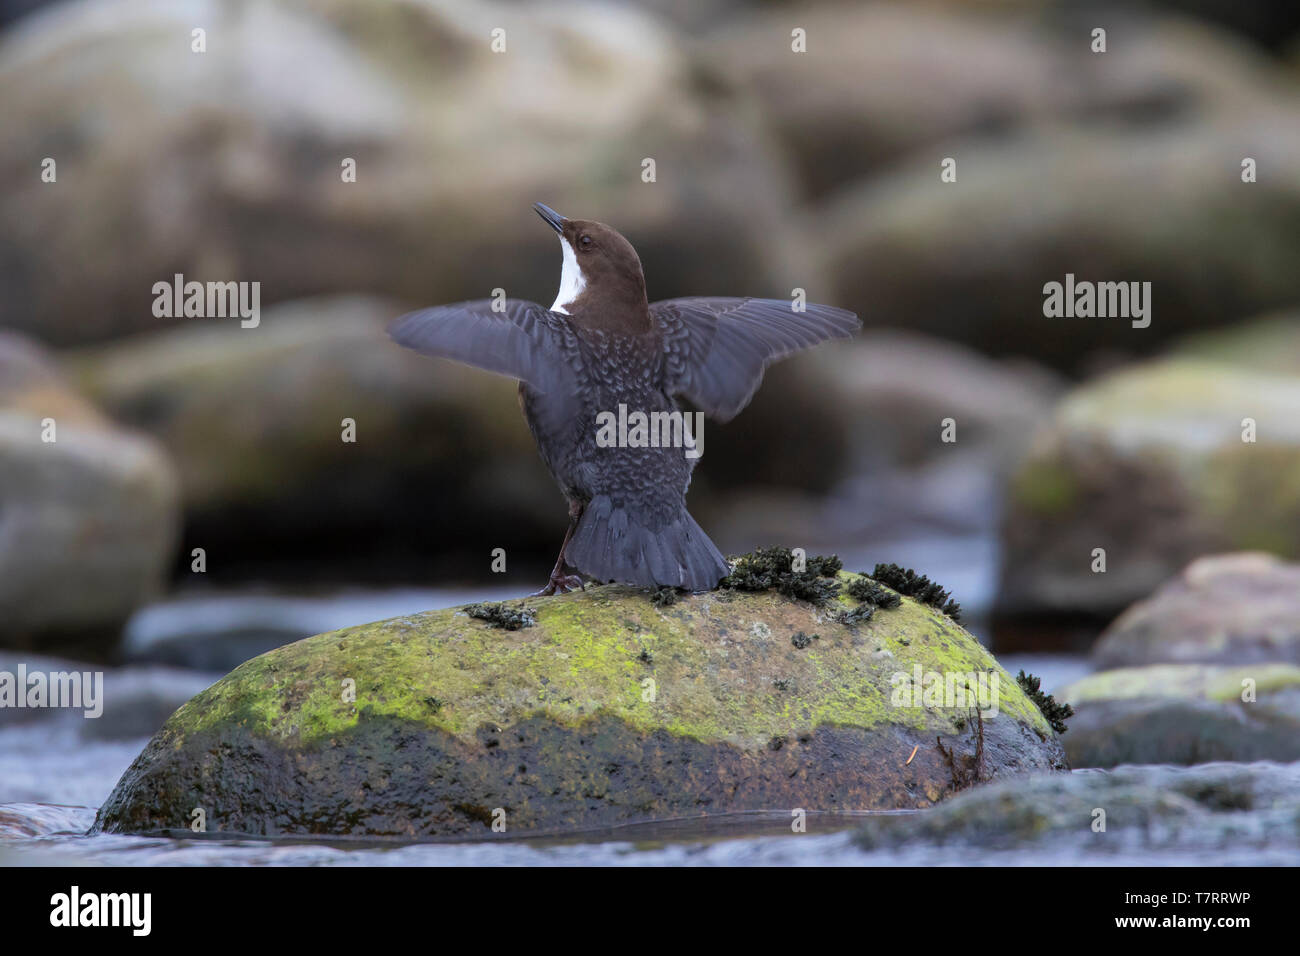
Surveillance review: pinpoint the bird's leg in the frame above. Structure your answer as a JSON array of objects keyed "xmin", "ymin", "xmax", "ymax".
[{"xmin": 533, "ymin": 500, "xmax": 586, "ymax": 596}]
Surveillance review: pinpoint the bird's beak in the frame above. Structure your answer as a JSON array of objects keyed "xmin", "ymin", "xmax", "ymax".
[{"xmin": 533, "ymin": 202, "xmax": 566, "ymax": 235}]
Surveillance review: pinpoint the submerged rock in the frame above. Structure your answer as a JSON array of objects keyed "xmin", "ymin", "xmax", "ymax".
[
  {"xmin": 96, "ymin": 575, "xmax": 1066, "ymax": 838},
  {"xmin": 855, "ymin": 761, "xmax": 1300, "ymax": 855},
  {"xmin": 1058, "ymin": 662, "xmax": 1300, "ymax": 768}
]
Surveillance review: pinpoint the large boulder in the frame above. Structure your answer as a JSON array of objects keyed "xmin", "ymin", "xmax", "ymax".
[
  {"xmin": 0, "ymin": 332, "xmax": 179, "ymax": 654},
  {"xmin": 0, "ymin": 0, "xmax": 811, "ymax": 346},
  {"xmin": 1093, "ymin": 552, "xmax": 1300, "ymax": 669},
  {"xmin": 1058, "ymin": 663, "xmax": 1300, "ymax": 767},
  {"xmin": 997, "ymin": 356, "xmax": 1300, "ymax": 617},
  {"xmin": 95, "ymin": 574, "xmax": 1067, "ymax": 837},
  {"xmin": 705, "ymin": 4, "xmax": 1293, "ymax": 200},
  {"xmin": 814, "ymin": 110, "xmax": 1300, "ymax": 369}
]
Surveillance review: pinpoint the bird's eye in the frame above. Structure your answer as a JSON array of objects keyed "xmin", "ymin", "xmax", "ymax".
[{"xmin": 579, "ymin": 235, "xmax": 592, "ymax": 248}]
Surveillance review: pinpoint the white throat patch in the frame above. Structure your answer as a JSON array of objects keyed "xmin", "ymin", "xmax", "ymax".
[{"xmin": 550, "ymin": 236, "xmax": 587, "ymax": 314}]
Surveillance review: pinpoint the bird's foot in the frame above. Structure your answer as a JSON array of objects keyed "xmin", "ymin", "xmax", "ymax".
[{"xmin": 532, "ymin": 571, "xmax": 585, "ymax": 597}]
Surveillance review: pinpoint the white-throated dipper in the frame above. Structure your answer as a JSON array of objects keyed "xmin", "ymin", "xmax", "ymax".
[{"xmin": 389, "ymin": 203, "xmax": 859, "ymax": 594}]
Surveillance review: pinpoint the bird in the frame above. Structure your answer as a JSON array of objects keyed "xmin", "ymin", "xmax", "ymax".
[{"xmin": 389, "ymin": 203, "xmax": 860, "ymax": 595}]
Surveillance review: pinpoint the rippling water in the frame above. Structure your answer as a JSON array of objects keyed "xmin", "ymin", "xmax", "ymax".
[
  {"xmin": 5, "ymin": 799, "xmax": 1292, "ymax": 866},
  {"xmin": 5, "ymin": 690, "xmax": 1282, "ymax": 866}
]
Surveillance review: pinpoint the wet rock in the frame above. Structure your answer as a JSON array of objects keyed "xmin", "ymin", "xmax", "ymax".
[
  {"xmin": 855, "ymin": 760, "xmax": 1300, "ymax": 854},
  {"xmin": 1093, "ymin": 553, "xmax": 1300, "ymax": 669},
  {"xmin": 63, "ymin": 296, "xmax": 560, "ymax": 582},
  {"xmin": 998, "ymin": 356, "xmax": 1300, "ymax": 618},
  {"xmin": 0, "ymin": 0, "xmax": 809, "ymax": 346},
  {"xmin": 95, "ymin": 575, "xmax": 1066, "ymax": 838},
  {"xmin": 1058, "ymin": 662, "xmax": 1300, "ymax": 768},
  {"xmin": 0, "ymin": 333, "xmax": 179, "ymax": 654}
]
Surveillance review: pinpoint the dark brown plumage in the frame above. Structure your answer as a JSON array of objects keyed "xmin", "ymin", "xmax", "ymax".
[{"xmin": 389, "ymin": 204, "xmax": 860, "ymax": 594}]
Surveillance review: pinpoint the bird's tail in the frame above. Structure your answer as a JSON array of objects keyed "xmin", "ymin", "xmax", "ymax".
[{"xmin": 566, "ymin": 494, "xmax": 730, "ymax": 591}]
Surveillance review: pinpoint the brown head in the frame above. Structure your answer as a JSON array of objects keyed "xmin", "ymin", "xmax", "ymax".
[{"xmin": 534, "ymin": 203, "xmax": 650, "ymax": 332}]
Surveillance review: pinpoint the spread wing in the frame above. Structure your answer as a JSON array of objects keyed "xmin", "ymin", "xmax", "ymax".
[
  {"xmin": 653, "ymin": 297, "xmax": 860, "ymax": 421},
  {"xmin": 387, "ymin": 299, "xmax": 577, "ymax": 392}
]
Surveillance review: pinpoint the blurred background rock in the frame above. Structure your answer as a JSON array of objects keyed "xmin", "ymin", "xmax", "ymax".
[{"xmin": 1, "ymin": 0, "xmax": 1298, "ymax": 675}]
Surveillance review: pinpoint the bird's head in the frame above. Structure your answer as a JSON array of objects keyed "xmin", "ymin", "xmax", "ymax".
[{"xmin": 534, "ymin": 202, "xmax": 648, "ymax": 321}]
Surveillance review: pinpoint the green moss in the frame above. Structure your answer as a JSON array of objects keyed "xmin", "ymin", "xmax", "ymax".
[
  {"xmin": 1200, "ymin": 444, "xmax": 1300, "ymax": 559},
  {"xmin": 1013, "ymin": 458, "xmax": 1079, "ymax": 516}
]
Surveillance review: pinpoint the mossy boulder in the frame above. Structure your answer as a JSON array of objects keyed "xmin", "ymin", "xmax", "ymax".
[
  {"xmin": 998, "ymin": 356, "xmax": 1300, "ymax": 618},
  {"xmin": 706, "ymin": 5, "xmax": 1290, "ymax": 201},
  {"xmin": 1058, "ymin": 663, "xmax": 1300, "ymax": 768},
  {"xmin": 95, "ymin": 576, "xmax": 1066, "ymax": 838},
  {"xmin": 815, "ymin": 99, "xmax": 1300, "ymax": 370}
]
